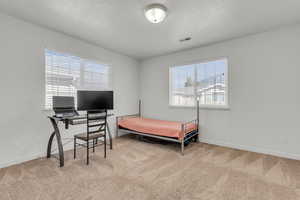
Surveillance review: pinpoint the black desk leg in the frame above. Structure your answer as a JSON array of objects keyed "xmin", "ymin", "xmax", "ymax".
[
  {"xmin": 47, "ymin": 118, "xmax": 65, "ymax": 167},
  {"xmin": 106, "ymin": 124, "xmax": 113, "ymax": 150},
  {"xmin": 47, "ymin": 131, "xmax": 55, "ymax": 158}
]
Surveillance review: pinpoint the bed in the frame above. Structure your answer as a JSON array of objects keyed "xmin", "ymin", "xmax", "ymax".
[{"xmin": 116, "ymin": 101, "xmax": 199, "ymax": 155}]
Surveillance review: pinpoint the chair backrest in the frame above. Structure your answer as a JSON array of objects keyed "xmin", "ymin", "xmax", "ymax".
[{"xmin": 86, "ymin": 110, "xmax": 108, "ymax": 137}]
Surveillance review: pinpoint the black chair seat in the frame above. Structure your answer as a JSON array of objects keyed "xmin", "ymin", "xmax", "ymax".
[{"xmin": 75, "ymin": 132, "xmax": 105, "ymax": 141}]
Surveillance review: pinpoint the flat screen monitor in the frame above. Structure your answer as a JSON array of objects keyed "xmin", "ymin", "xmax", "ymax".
[{"xmin": 77, "ymin": 90, "xmax": 113, "ymax": 111}]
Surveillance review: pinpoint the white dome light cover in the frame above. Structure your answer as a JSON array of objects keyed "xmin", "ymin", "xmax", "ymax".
[{"xmin": 144, "ymin": 4, "xmax": 167, "ymax": 24}]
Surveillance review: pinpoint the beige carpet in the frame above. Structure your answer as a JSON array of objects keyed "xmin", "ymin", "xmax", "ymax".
[{"xmin": 1, "ymin": 135, "xmax": 300, "ymax": 200}]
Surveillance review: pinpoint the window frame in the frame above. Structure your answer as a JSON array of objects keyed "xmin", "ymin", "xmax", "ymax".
[
  {"xmin": 43, "ymin": 49, "xmax": 113, "ymax": 110},
  {"xmin": 169, "ymin": 57, "xmax": 229, "ymax": 110}
]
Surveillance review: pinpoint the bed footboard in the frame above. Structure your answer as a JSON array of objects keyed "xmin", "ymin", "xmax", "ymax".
[{"xmin": 180, "ymin": 119, "xmax": 199, "ymax": 155}]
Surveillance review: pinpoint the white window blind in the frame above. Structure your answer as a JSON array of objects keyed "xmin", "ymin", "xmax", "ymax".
[
  {"xmin": 169, "ymin": 58, "xmax": 228, "ymax": 108},
  {"xmin": 45, "ymin": 49, "xmax": 112, "ymax": 109}
]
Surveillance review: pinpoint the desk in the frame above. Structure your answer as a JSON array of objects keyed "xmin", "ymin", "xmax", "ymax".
[{"xmin": 47, "ymin": 114, "xmax": 113, "ymax": 167}]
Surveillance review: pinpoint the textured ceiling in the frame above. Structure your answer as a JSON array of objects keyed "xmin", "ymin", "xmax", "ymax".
[{"xmin": 0, "ymin": 0, "xmax": 300, "ymax": 60}]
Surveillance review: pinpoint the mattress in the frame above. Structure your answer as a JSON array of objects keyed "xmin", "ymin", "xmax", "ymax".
[{"xmin": 118, "ymin": 117, "xmax": 197, "ymax": 139}]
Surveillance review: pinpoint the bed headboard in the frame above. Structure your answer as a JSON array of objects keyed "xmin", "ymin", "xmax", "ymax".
[
  {"xmin": 139, "ymin": 100, "xmax": 141, "ymax": 117},
  {"xmin": 197, "ymin": 99, "xmax": 199, "ymax": 126}
]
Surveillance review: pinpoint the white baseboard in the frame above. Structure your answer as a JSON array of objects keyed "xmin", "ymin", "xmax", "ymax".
[
  {"xmin": 200, "ymin": 137, "xmax": 300, "ymax": 161},
  {"xmin": 0, "ymin": 137, "xmax": 112, "ymax": 169},
  {"xmin": 0, "ymin": 153, "xmax": 44, "ymax": 169}
]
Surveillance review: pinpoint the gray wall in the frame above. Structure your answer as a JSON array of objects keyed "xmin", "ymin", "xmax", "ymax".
[
  {"xmin": 0, "ymin": 13, "xmax": 140, "ymax": 168},
  {"xmin": 140, "ymin": 24, "xmax": 300, "ymax": 159}
]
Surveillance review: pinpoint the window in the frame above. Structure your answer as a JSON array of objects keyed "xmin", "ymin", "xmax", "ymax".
[
  {"xmin": 45, "ymin": 49, "xmax": 112, "ymax": 109},
  {"xmin": 169, "ymin": 58, "xmax": 228, "ymax": 108}
]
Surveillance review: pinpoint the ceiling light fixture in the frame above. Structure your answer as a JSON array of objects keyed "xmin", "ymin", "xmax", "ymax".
[
  {"xmin": 144, "ymin": 3, "xmax": 167, "ymax": 24},
  {"xmin": 179, "ymin": 37, "xmax": 192, "ymax": 42}
]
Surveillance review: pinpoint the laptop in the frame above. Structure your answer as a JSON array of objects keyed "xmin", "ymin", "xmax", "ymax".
[{"xmin": 52, "ymin": 96, "xmax": 79, "ymax": 118}]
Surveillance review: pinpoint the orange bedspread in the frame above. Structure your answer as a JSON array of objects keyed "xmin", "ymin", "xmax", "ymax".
[{"xmin": 118, "ymin": 117, "xmax": 197, "ymax": 139}]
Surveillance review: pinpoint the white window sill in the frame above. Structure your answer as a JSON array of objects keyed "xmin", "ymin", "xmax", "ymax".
[
  {"xmin": 169, "ymin": 105, "xmax": 230, "ymax": 110},
  {"xmin": 41, "ymin": 109, "xmax": 53, "ymax": 115}
]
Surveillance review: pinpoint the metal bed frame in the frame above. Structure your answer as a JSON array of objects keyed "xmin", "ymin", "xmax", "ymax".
[{"xmin": 116, "ymin": 100, "xmax": 200, "ymax": 155}]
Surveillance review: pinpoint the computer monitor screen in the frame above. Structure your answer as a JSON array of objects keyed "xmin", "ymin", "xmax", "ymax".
[{"xmin": 77, "ymin": 91, "xmax": 113, "ymax": 111}]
